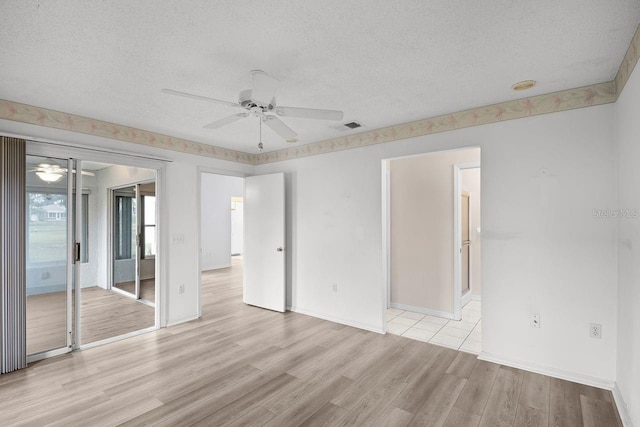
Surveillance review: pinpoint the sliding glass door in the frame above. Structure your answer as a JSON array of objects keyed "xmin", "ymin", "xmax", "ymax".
[
  {"xmin": 25, "ymin": 156, "xmax": 82, "ymax": 358},
  {"xmin": 26, "ymin": 147, "xmax": 158, "ymax": 358}
]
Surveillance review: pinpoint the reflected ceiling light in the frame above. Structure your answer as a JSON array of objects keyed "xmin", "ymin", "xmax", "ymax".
[{"xmin": 35, "ymin": 171, "xmax": 64, "ymax": 183}]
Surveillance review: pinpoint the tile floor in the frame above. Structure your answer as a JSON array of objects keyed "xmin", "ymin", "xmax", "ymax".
[{"xmin": 386, "ymin": 300, "xmax": 482, "ymax": 354}]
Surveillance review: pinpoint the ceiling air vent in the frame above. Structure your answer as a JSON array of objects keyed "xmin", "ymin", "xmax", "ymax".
[{"xmin": 343, "ymin": 121, "xmax": 362, "ymax": 129}]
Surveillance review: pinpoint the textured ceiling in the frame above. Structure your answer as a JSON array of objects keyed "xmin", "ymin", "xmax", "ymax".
[{"xmin": 1, "ymin": 1, "xmax": 639, "ymax": 153}]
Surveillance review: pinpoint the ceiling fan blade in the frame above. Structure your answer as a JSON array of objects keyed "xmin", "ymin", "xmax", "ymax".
[
  {"xmin": 250, "ymin": 70, "xmax": 279, "ymax": 106},
  {"xmin": 203, "ymin": 113, "xmax": 249, "ymax": 129},
  {"xmin": 78, "ymin": 170, "xmax": 95, "ymax": 176},
  {"xmin": 275, "ymin": 106, "xmax": 344, "ymax": 121},
  {"xmin": 263, "ymin": 116, "xmax": 297, "ymax": 140},
  {"xmin": 161, "ymin": 88, "xmax": 239, "ymax": 108}
]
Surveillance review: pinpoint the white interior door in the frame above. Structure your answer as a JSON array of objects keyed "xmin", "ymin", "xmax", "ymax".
[{"xmin": 243, "ymin": 173, "xmax": 286, "ymax": 312}]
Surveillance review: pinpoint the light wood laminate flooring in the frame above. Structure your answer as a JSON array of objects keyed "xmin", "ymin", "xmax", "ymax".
[
  {"xmin": 6, "ymin": 259, "xmax": 621, "ymax": 426},
  {"xmin": 26, "ymin": 286, "xmax": 155, "ymax": 354},
  {"xmin": 114, "ymin": 278, "xmax": 156, "ymax": 303}
]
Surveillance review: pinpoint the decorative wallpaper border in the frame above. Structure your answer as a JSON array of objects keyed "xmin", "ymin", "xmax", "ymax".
[
  {"xmin": 0, "ymin": 100, "xmax": 257, "ymax": 165},
  {"xmin": 615, "ymin": 23, "xmax": 640, "ymax": 98},
  {"xmin": 256, "ymin": 82, "xmax": 616, "ymax": 164},
  {"xmin": 0, "ymin": 24, "xmax": 638, "ymax": 166}
]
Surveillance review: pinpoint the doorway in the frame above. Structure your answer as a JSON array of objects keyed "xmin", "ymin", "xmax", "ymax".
[
  {"xmin": 25, "ymin": 150, "xmax": 161, "ymax": 361},
  {"xmin": 198, "ymin": 171, "xmax": 286, "ymax": 317},
  {"xmin": 199, "ymin": 173, "xmax": 246, "ymax": 316},
  {"xmin": 111, "ymin": 180, "xmax": 157, "ymax": 305},
  {"xmin": 455, "ymin": 164, "xmax": 481, "ymax": 314},
  {"xmin": 382, "ymin": 148, "xmax": 482, "ymax": 354}
]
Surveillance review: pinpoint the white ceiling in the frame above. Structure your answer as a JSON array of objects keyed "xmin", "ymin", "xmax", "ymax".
[{"xmin": 2, "ymin": 1, "xmax": 639, "ymax": 153}]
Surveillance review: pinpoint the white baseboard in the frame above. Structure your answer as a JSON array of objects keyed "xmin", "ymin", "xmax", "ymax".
[
  {"xmin": 472, "ymin": 294, "xmax": 481, "ymax": 301},
  {"xmin": 612, "ymin": 383, "xmax": 634, "ymax": 427},
  {"xmin": 478, "ymin": 351, "xmax": 615, "ymax": 390},
  {"xmin": 166, "ymin": 315, "xmax": 200, "ymax": 327},
  {"xmin": 390, "ymin": 302, "xmax": 456, "ymax": 320},
  {"xmin": 461, "ymin": 291, "xmax": 472, "ymax": 307},
  {"xmin": 288, "ymin": 306, "xmax": 384, "ymax": 334},
  {"xmin": 201, "ymin": 263, "xmax": 231, "ymax": 272}
]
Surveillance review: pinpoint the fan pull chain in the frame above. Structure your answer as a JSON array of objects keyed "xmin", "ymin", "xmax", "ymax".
[{"xmin": 258, "ymin": 118, "xmax": 264, "ymax": 151}]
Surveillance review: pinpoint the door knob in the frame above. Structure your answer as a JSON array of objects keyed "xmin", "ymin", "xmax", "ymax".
[{"xmin": 277, "ymin": 247, "xmax": 284, "ymax": 252}]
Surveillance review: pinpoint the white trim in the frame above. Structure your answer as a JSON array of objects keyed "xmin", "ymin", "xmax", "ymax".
[
  {"xmin": 389, "ymin": 302, "xmax": 457, "ymax": 320},
  {"xmin": 78, "ymin": 325, "xmax": 157, "ymax": 350},
  {"xmin": 74, "ymin": 159, "xmax": 83, "ymax": 347},
  {"xmin": 478, "ymin": 351, "xmax": 615, "ymax": 390},
  {"xmin": 289, "ymin": 306, "xmax": 385, "ymax": 334},
  {"xmin": 156, "ymin": 165, "xmax": 167, "ymax": 327},
  {"xmin": 22, "ymin": 136, "xmax": 172, "ymax": 164},
  {"xmin": 27, "ymin": 347, "xmax": 70, "ymax": 364},
  {"xmin": 66, "ymin": 159, "xmax": 74, "ymax": 350},
  {"xmin": 381, "ymin": 159, "xmax": 391, "ymax": 334},
  {"xmin": 612, "ymin": 383, "xmax": 634, "ymax": 427},
  {"xmin": 166, "ymin": 315, "xmax": 200, "ymax": 327},
  {"xmin": 201, "ymin": 263, "xmax": 233, "ymax": 272},
  {"xmin": 472, "ymin": 294, "xmax": 482, "ymax": 301},
  {"xmin": 461, "ymin": 291, "xmax": 472, "ymax": 307},
  {"xmin": 453, "ymin": 162, "xmax": 480, "ymax": 321}
]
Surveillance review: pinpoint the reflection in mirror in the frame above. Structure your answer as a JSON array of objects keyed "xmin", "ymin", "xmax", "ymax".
[{"xmin": 25, "ymin": 155, "xmax": 69, "ymax": 355}]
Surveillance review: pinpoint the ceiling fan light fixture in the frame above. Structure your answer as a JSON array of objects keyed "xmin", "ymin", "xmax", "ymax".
[
  {"xmin": 512, "ymin": 80, "xmax": 537, "ymax": 91},
  {"xmin": 36, "ymin": 171, "xmax": 64, "ymax": 183}
]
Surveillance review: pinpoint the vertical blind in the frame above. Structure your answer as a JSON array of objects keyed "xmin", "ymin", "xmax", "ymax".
[{"xmin": 0, "ymin": 136, "xmax": 26, "ymax": 374}]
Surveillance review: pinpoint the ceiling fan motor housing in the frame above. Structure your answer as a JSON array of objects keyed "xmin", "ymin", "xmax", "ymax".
[{"xmin": 238, "ymin": 89, "xmax": 274, "ymax": 112}]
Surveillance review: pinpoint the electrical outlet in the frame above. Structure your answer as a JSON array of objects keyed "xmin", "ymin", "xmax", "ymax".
[
  {"xmin": 179, "ymin": 284, "xmax": 185, "ymax": 294},
  {"xmin": 332, "ymin": 283, "xmax": 338, "ymax": 293},
  {"xmin": 530, "ymin": 313, "xmax": 540, "ymax": 328},
  {"xmin": 590, "ymin": 323, "xmax": 602, "ymax": 339}
]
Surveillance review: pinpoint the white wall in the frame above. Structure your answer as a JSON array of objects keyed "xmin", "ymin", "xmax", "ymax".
[
  {"xmin": 257, "ymin": 104, "xmax": 618, "ymax": 383},
  {"xmin": 389, "ymin": 149, "xmax": 480, "ymax": 314},
  {"xmin": 200, "ymin": 174, "xmax": 244, "ymax": 271},
  {"xmin": 462, "ymin": 168, "xmax": 482, "ymax": 297},
  {"xmin": 5, "ymin": 91, "xmax": 625, "ymax": 388},
  {"xmin": 231, "ymin": 201, "xmax": 244, "ymax": 255},
  {"xmin": 615, "ymin": 62, "xmax": 640, "ymax": 425}
]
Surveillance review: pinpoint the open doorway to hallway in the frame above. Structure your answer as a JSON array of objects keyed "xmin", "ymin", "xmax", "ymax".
[
  {"xmin": 200, "ymin": 173, "xmax": 245, "ymax": 316},
  {"xmin": 199, "ymin": 171, "xmax": 287, "ymax": 316},
  {"xmin": 382, "ymin": 148, "xmax": 482, "ymax": 354}
]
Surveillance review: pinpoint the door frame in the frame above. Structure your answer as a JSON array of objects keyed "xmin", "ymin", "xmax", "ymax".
[
  {"xmin": 453, "ymin": 162, "xmax": 480, "ymax": 320},
  {"xmin": 108, "ymin": 179, "xmax": 156, "ymax": 305}
]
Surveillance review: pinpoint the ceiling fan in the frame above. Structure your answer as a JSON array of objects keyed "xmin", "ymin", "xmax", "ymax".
[
  {"xmin": 161, "ymin": 70, "xmax": 344, "ymax": 144},
  {"xmin": 28, "ymin": 160, "xmax": 95, "ymax": 183}
]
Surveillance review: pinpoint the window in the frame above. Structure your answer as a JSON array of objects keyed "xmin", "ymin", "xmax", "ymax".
[
  {"xmin": 114, "ymin": 194, "xmax": 136, "ymax": 260},
  {"xmin": 27, "ymin": 191, "xmax": 88, "ymax": 264},
  {"xmin": 142, "ymin": 195, "xmax": 156, "ymax": 258}
]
